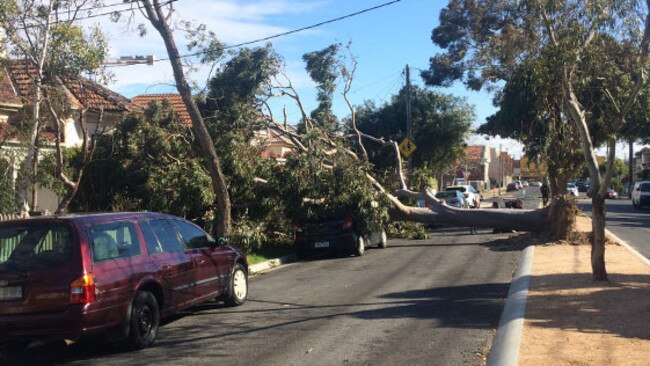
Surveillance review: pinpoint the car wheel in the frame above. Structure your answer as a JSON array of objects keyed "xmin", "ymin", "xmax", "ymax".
[
  {"xmin": 354, "ymin": 236, "xmax": 365, "ymax": 256},
  {"xmin": 378, "ymin": 230, "xmax": 388, "ymax": 249},
  {"xmin": 224, "ymin": 263, "xmax": 248, "ymax": 307},
  {"xmin": 127, "ymin": 291, "xmax": 159, "ymax": 350}
]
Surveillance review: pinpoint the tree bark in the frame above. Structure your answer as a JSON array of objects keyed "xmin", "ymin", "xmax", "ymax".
[{"xmin": 141, "ymin": 0, "xmax": 232, "ymax": 237}]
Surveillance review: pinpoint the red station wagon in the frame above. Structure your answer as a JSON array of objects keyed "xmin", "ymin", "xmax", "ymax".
[{"xmin": 0, "ymin": 212, "xmax": 248, "ymax": 350}]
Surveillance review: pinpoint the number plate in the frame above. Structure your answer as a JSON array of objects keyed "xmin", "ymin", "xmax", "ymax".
[
  {"xmin": 0, "ymin": 286, "xmax": 22, "ymax": 300},
  {"xmin": 314, "ymin": 241, "xmax": 330, "ymax": 248}
]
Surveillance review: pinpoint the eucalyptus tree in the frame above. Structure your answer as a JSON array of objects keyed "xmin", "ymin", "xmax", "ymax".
[
  {"xmin": 128, "ymin": 0, "xmax": 233, "ymax": 237},
  {"xmin": 424, "ymin": 0, "xmax": 650, "ymax": 280}
]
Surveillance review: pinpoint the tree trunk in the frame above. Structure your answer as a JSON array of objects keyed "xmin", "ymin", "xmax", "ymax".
[
  {"xmin": 389, "ymin": 204, "xmax": 549, "ymax": 232},
  {"xmin": 590, "ymin": 194, "xmax": 608, "ymax": 280},
  {"xmin": 141, "ymin": 1, "xmax": 232, "ymax": 237}
]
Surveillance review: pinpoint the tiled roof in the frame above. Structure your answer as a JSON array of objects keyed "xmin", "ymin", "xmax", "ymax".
[
  {"xmin": 465, "ymin": 145, "xmax": 484, "ymax": 160},
  {"xmin": 131, "ymin": 94, "xmax": 192, "ymax": 125},
  {"xmin": 3, "ymin": 61, "xmax": 141, "ymax": 113}
]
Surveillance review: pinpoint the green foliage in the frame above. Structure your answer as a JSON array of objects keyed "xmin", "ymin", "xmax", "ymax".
[
  {"xmin": 387, "ymin": 221, "xmax": 427, "ymax": 240},
  {"xmin": 70, "ymin": 102, "xmax": 215, "ymax": 225},
  {"xmin": 302, "ymin": 44, "xmax": 341, "ymax": 131},
  {"xmin": 355, "ymin": 86, "xmax": 473, "ymax": 178},
  {"xmin": 0, "ymin": 161, "xmax": 16, "ymax": 214},
  {"xmin": 49, "ymin": 23, "xmax": 106, "ymax": 76},
  {"xmin": 271, "ymin": 132, "xmax": 390, "ymax": 238}
]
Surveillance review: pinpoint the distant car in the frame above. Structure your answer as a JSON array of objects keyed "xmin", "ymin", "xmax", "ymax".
[
  {"xmin": 606, "ymin": 188, "xmax": 618, "ymax": 199},
  {"xmin": 632, "ymin": 181, "xmax": 650, "ymax": 209},
  {"xmin": 435, "ymin": 190, "xmax": 469, "ymax": 208},
  {"xmin": 522, "ymin": 180, "xmax": 530, "ymax": 188},
  {"xmin": 0, "ymin": 212, "xmax": 248, "ymax": 350},
  {"xmin": 567, "ymin": 183, "xmax": 579, "ymax": 197},
  {"xmin": 294, "ymin": 217, "xmax": 387, "ymax": 258},
  {"xmin": 575, "ymin": 181, "xmax": 590, "ymax": 192},
  {"xmin": 445, "ymin": 185, "xmax": 481, "ymax": 208},
  {"xmin": 506, "ymin": 182, "xmax": 519, "ymax": 192}
]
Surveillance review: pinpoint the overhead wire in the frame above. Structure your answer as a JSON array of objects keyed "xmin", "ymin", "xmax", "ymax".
[{"xmin": 105, "ymin": 0, "xmax": 406, "ymax": 67}]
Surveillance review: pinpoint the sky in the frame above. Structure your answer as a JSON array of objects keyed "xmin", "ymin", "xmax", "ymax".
[{"xmin": 85, "ymin": 0, "xmax": 523, "ymax": 157}]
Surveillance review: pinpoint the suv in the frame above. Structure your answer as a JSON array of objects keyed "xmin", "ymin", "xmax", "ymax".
[
  {"xmin": 445, "ymin": 185, "xmax": 481, "ymax": 208},
  {"xmin": 294, "ymin": 217, "xmax": 387, "ymax": 258},
  {"xmin": 0, "ymin": 212, "xmax": 248, "ymax": 350},
  {"xmin": 632, "ymin": 181, "xmax": 650, "ymax": 209}
]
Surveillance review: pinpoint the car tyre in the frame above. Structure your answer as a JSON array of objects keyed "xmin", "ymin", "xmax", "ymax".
[
  {"xmin": 223, "ymin": 263, "xmax": 248, "ymax": 307},
  {"xmin": 378, "ymin": 230, "xmax": 388, "ymax": 249},
  {"xmin": 127, "ymin": 291, "xmax": 159, "ymax": 350},
  {"xmin": 354, "ymin": 236, "xmax": 365, "ymax": 256}
]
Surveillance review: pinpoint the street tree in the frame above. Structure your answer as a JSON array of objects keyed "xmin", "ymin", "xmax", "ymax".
[
  {"xmin": 423, "ymin": 0, "xmax": 650, "ymax": 280},
  {"xmin": 129, "ymin": 0, "xmax": 232, "ymax": 238},
  {"xmin": 0, "ymin": 0, "xmax": 106, "ymax": 216},
  {"xmin": 355, "ymin": 85, "xmax": 473, "ymax": 189}
]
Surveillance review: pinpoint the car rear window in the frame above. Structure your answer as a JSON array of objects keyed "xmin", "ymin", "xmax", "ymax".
[
  {"xmin": 641, "ymin": 183, "xmax": 650, "ymax": 192},
  {"xmin": 0, "ymin": 223, "xmax": 73, "ymax": 271},
  {"xmin": 446, "ymin": 187, "xmax": 466, "ymax": 192},
  {"xmin": 436, "ymin": 191, "xmax": 457, "ymax": 199},
  {"xmin": 88, "ymin": 221, "xmax": 140, "ymax": 262}
]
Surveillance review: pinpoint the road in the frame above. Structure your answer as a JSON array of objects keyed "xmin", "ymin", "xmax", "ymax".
[
  {"xmin": 578, "ymin": 197, "xmax": 650, "ymax": 259},
  {"xmin": 3, "ymin": 230, "xmax": 521, "ymax": 366}
]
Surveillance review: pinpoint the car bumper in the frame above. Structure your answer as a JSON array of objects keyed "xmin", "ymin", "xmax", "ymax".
[{"xmin": 0, "ymin": 304, "xmax": 122, "ymax": 341}]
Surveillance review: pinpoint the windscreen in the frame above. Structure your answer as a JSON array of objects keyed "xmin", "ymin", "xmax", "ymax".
[
  {"xmin": 0, "ymin": 223, "xmax": 74, "ymax": 271},
  {"xmin": 436, "ymin": 191, "xmax": 457, "ymax": 199}
]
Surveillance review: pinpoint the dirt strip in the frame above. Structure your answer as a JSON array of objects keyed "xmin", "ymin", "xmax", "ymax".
[{"xmin": 519, "ymin": 217, "xmax": 650, "ymax": 365}]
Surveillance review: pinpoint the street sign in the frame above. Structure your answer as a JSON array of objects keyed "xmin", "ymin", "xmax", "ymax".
[{"xmin": 399, "ymin": 138, "xmax": 417, "ymax": 157}]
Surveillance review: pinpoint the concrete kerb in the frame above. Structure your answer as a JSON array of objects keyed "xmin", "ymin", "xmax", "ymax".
[
  {"xmin": 487, "ymin": 244, "xmax": 535, "ymax": 366},
  {"xmin": 248, "ymin": 254, "xmax": 298, "ymax": 275}
]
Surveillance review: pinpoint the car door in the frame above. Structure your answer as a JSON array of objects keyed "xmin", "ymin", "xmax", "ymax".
[
  {"xmin": 170, "ymin": 219, "xmax": 224, "ymax": 299},
  {"xmin": 139, "ymin": 219, "xmax": 196, "ymax": 311}
]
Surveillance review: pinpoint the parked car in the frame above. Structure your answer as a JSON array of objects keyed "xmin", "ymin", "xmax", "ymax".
[
  {"xmin": 606, "ymin": 188, "xmax": 618, "ymax": 199},
  {"xmin": 506, "ymin": 182, "xmax": 519, "ymax": 192},
  {"xmin": 0, "ymin": 212, "xmax": 248, "ymax": 350},
  {"xmin": 632, "ymin": 181, "xmax": 650, "ymax": 209},
  {"xmin": 567, "ymin": 183, "xmax": 579, "ymax": 197},
  {"xmin": 435, "ymin": 190, "xmax": 469, "ymax": 208},
  {"xmin": 294, "ymin": 217, "xmax": 387, "ymax": 258},
  {"xmin": 575, "ymin": 181, "xmax": 590, "ymax": 192},
  {"xmin": 445, "ymin": 185, "xmax": 481, "ymax": 208}
]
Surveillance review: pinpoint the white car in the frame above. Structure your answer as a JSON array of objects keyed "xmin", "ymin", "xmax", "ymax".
[
  {"xmin": 632, "ymin": 181, "xmax": 650, "ymax": 209},
  {"xmin": 567, "ymin": 183, "xmax": 579, "ymax": 197},
  {"xmin": 445, "ymin": 185, "xmax": 481, "ymax": 208}
]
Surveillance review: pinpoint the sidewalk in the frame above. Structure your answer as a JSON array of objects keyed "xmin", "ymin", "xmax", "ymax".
[{"xmin": 515, "ymin": 215, "xmax": 650, "ymax": 365}]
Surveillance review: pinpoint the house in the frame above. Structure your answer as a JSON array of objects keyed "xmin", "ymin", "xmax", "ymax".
[
  {"xmin": 0, "ymin": 60, "xmax": 141, "ymax": 212},
  {"xmin": 132, "ymin": 93, "xmax": 297, "ymax": 161},
  {"xmin": 452, "ymin": 145, "xmax": 490, "ymax": 190},
  {"xmin": 487, "ymin": 147, "xmax": 514, "ymax": 188},
  {"xmin": 519, "ymin": 156, "xmax": 548, "ymax": 181}
]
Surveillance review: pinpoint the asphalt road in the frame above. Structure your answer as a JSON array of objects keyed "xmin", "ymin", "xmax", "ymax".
[
  {"xmin": 578, "ymin": 197, "xmax": 650, "ymax": 259},
  {"xmin": 3, "ymin": 230, "xmax": 521, "ymax": 366}
]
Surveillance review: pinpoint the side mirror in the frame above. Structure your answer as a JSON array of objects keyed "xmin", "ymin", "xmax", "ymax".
[{"xmin": 189, "ymin": 235, "xmax": 215, "ymax": 249}]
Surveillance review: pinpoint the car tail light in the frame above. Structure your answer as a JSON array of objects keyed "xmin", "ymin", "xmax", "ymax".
[
  {"xmin": 463, "ymin": 193, "xmax": 469, "ymax": 198},
  {"xmin": 342, "ymin": 217, "xmax": 353, "ymax": 229},
  {"xmin": 70, "ymin": 273, "xmax": 96, "ymax": 304}
]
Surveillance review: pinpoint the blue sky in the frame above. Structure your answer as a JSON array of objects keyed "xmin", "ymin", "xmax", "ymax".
[{"xmin": 91, "ymin": 0, "xmax": 523, "ymax": 155}]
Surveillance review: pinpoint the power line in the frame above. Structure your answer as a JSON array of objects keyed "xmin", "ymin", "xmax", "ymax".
[{"xmin": 106, "ymin": 0, "xmax": 406, "ymax": 67}]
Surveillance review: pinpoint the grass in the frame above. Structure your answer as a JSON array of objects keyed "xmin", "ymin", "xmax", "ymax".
[{"xmin": 246, "ymin": 243, "xmax": 296, "ymax": 265}]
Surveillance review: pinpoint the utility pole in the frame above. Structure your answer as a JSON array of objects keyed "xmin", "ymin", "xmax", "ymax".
[{"xmin": 405, "ymin": 64, "xmax": 412, "ymax": 187}]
